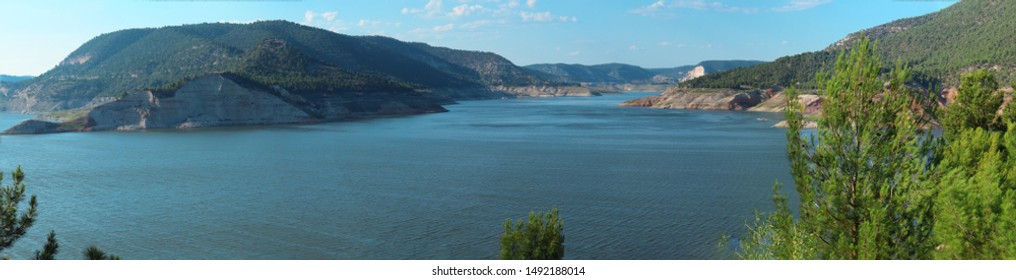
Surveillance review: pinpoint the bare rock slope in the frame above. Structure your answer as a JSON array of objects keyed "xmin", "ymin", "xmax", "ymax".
[{"xmin": 3, "ymin": 74, "xmax": 447, "ymax": 134}]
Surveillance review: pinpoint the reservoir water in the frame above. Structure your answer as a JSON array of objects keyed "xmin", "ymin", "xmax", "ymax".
[{"xmin": 1, "ymin": 92, "xmax": 793, "ymax": 259}]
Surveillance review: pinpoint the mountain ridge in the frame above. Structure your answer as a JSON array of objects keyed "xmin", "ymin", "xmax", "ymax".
[
  {"xmin": 683, "ymin": 0, "xmax": 1016, "ymax": 89},
  {"xmin": 525, "ymin": 60, "xmax": 765, "ymax": 85},
  {"xmin": 2, "ymin": 20, "xmax": 607, "ymax": 134},
  {"xmin": 5, "ymin": 20, "xmax": 572, "ymax": 114}
]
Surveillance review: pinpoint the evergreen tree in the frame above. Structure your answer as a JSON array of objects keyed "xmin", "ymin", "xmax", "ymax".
[
  {"xmin": 941, "ymin": 69, "xmax": 1004, "ymax": 135},
  {"xmin": 930, "ymin": 73, "xmax": 1016, "ymax": 259},
  {"xmin": 1, "ymin": 165, "xmax": 119, "ymax": 260},
  {"xmin": 740, "ymin": 37, "xmax": 937, "ymax": 259},
  {"xmin": 1, "ymin": 166, "xmax": 36, "ymax": 253},
  {"xmin": 499, "ymin": 208, "xmax": 564, "ymax": 260},
  {"xmin": 84, "ymin": 245, "xmax": 121, "ymax": 260},
  {"xmin": 33, "ymin": 231, "xmax": 59, "ymax": 260}
]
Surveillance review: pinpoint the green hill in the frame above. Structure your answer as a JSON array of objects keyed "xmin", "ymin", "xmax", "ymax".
[
  {"xmin": 684, "ymin": 0, "xmax": 1016, "ymax": 89},
  {"xmin": 11, "ymin": 20, "xmax": 552, "ymax": 112},
  {"xmin": 525, "ymin": 60, "xmax": 765, "ymax": 84},
  {"xmin": 524, "ymin": 63, "xmax": 656, "ymax": 84}
]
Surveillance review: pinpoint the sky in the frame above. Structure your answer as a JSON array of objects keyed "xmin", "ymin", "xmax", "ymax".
[{"xmin": 0, "ymin": 0, "xmax": 958, "ymax": 76}]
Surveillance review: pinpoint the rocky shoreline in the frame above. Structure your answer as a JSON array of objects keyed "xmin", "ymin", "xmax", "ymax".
[
  {"xmin": 1, "ymin": 75, "xmax": 613, "ymax": 135},
  {"xmin": 620, "ymin": 87, "xmax": 822, "ymax": 128}
]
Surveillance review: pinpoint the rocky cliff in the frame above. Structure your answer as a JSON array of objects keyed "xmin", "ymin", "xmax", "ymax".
[
  {"xmin": 619, "ymin": 87, "xmax": 773, "ymax": 111},
  {"xmin": 680, "ymin": 66, "xmax": 707, "ymax": 82},
  {"xmin": 3, "ymin": 74, "xmax": 448, "ymax": 134},
  {"xmin": 488, "ymin": 85, "xmax": 603, "ymax": 98}
]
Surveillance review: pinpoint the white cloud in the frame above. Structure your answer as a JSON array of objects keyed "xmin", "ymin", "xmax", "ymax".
[
  {"xmin": 305, "ymin": 10, "xmax": 340, "ymax": 23},
  {"xmin": 629, "ymin": 0, "xmax": 764, "ymax": 17},
  {"xmin": 460, "ymin": 20, "xmax": 494, "ymax": 30},
  {"xmin": 402, "ymin": 0, "xmax": 445, "ymax": 17},
  {"xmin": 673, "ymin": 0, "xmax": 759, "ymax": 13},
  {"xmin": 628, "ymin": 45, "xmax": 642, "ymax": 51},
  {"xmin": 772, "ymin": 0, "xmax": 831, "ymax": 12},
  {"xmin": 304, "ymin": 10, "xmax": 350, "ymax": 33},
  {"xmin": 321, "ymin": 11, "xmax": 337, "ymax": 21},
  {"xmin": 658, "ymin": 41, "xmax": 673, "ymax": 46},
  {"xmin": 305, "ymin": 10, "xmax": 315, "ymax": 22},
  {"xmin": 567, "ymin": 51, "xmax": 581, "ymax": 57},
  {"xmin": 451, "ymin": 4, "xmax": 485, "ymax": 17},
  {"xmin": 629, "ymin": 0, "xmax": 669, "ymax": 17},
  {"xmin": 425, "ymin": 0, "xmax": 443, "ymax": 11},
  {"xmin": 357, "ymin": 19, "xmax": 382, "ymax": 27},
  {"xmin": 520, "ymin": 11, "xmax": 553, "ymax": 22},
  {"xmin": 527, "ymin": 0, "xmax": 537, "ymax": 8},
  {"xmin": 433, "ymin": 23, "xmax": 455, "ymax": 32}
]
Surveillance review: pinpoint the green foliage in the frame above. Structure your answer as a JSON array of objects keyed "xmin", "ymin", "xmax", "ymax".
[
  {"xmin": 1, "ymin": 166, "xmax": 36, "ymax": 252},
  {"xmin": 941, "ymin": 70, "xmax": 1004, "ymax": 135},
  {"xmin": 228, "ymin": 38, "xmax": 414, "ymax": 93},
  {"xmin": 28, "ymin": 20, "xmax": 549, "ymax": 107},
  {"xmin": 929, "ymin": 72, "xmax": 1016, "ymax": 259},
  {"xmin": 33, "ymin": 231, "xmax": 59, "ymax": 260},
  {"xmin": 741, "ymin": 37, "xmax": 937, "ymax": 259},
  {"xmin": 0, "ymin": 166, "xmax": 119, "ymax": 260},
  {"xmin": 687, "ymin": 0, "xmax": 1016, "ymax": 89},
  {"xmin": 682, "ymin": 51, "xmax": 837, "ymax": 89},
  {"xmin": 525, "ymin": 63, "xmax": 656, "ymax": 84},
  {"xmin": 84, "ymin": 245, "xmax": 120, "ymax": 260},
  {"xmin": 499, "ymin": 208, "xmax": 564, "ymax": 260}
]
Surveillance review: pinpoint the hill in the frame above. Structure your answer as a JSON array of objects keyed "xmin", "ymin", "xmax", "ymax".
[
  {"xmin": 5, "ymin": 20, "xmax": 568, "ymax": 114},
  {"xmin": 684, "ymin": 0, "xmax": 1016, "ymax": 89},
  {"xmin": 525, "ymin": 60, "xmax": 765, "ymax": 85},
  {"xmin": 0, "ymin": 75, "xmax": 33, "ymax": 83},
  {"xmin": 1, "ymin": 20, "xmax": 609, "ymax": 134}
]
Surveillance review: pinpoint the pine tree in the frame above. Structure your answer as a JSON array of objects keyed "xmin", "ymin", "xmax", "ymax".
[
  {"xmin": 33, "ymin": 231, "xmax": 59, "ymax": 260},
  {"xmin": 941, "ymin": 69, "xmax": 1004, "ymax": 135},
  {"xmin": 1, "ymin": 166, "xmax": 36, "ymax": 253},
  {"xmin": 84, "ymin": 245, "xmax": 121, "ymax": 260},
  {"xmin": 741, "ymin": 37, "xmax": 937, "ymax": 259},
  {"xmin": 499, "ymin": 208, "xmax": 564, "ymax": 260},
  {"xmin": 1, "ymin": 165, "xmax": 119, "ymax": 260},
  {"xmin": 930, "ymin": 73, "xmax": 1016, "ymax": 259}
]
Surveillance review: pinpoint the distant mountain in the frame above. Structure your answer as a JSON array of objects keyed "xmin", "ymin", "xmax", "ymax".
[
  {"xmin": 525, "ymin": 60, "xmax": 765, "ymax": 85},
  {"xmin": 3, "ymin": 20, "xmax": 610, "ymax": 134},
  {"xmin": 0, "ymin": 75, "xmax": 33, "ymax": 99},
  {"xmin": 5, "ymin": 20, "xmax": 571, "ymax": 114},
  {"xmin": 0, "ymin": 75, "xmax": 33, "ymax": 83},
  {"xmin": 684, "ymin": 0, "xmax": 1016, "ymax": 88},
  {"xmin": 524, "ymin": 63, "xmax": 655, "ymax": 84}
]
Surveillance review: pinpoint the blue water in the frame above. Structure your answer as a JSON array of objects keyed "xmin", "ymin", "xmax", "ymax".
[{"xmin": 0, "ymin": 92, "xmax": 793, "ymax": 259}]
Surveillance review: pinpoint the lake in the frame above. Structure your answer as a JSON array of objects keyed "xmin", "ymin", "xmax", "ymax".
[{"xmin": 1, "ymin": 92, "xmax": 793, "ymax": 259}]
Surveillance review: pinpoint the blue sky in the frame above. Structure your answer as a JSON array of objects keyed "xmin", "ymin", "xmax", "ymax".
[{"xmin": 1, "ymin": 0, "xmax": 957, "ymax": 76}]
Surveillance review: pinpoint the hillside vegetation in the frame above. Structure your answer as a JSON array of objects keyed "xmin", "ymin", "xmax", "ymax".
[
  {"xmin": 12, "ymin": 20, "xmax": 555, "ymax": 112},
  {"xmin": 684, "ymin": 0, "xmax": 1016, "ymax": 89},
  {"xmin": 525, "ymin": 60, "xmax": 765, "ymax": 84}
]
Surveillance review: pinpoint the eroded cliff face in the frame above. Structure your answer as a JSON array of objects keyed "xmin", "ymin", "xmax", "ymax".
[
  {"xmin": 619, "ymin": 88, "xmax": 770, "ymax": 111},
  {"xmin": 87, "ymin": 75, "xmax": 316, "ymax": 131},
  {"xmin": 3, "ymin": 74, "xmax": 449, "ymax": 134},
  {"xmin": 488, "ymin": 85, "xmax": 602, "ymax": 97},
  {"xmin": 679, "ymin": 66, "xmax": 706, "ymax": 82},
  {"xmin": 748, "ymin": 92, "xmax": 822, "ymax": 114}
]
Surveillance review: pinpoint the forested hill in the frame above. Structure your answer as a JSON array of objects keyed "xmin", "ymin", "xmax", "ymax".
[
  {"xmin": 0, "ymin": 75, "xmax": 33, "ymax": 83},
  {"xmin": 684, "ymin": 0, "xmax": 1016, "ymax": 89},
  {"xmin": 525, "ymin": 60, "xmax": 765, "ymax": 84},
  {"xmin": 11, "ymin": 20, "xmax": 555, "ymax": 112}
]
